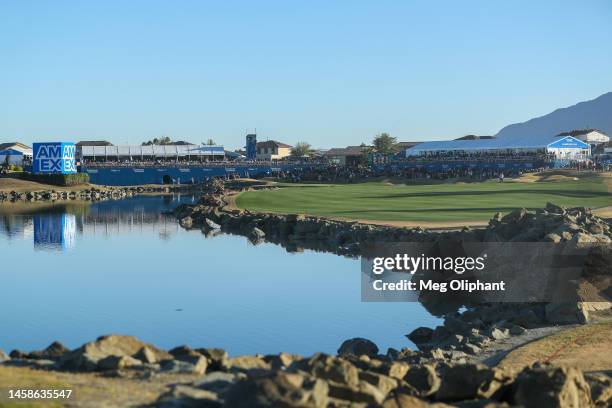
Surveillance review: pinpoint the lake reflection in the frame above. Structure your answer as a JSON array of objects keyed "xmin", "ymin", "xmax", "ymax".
[{"xmin": 0, "ymin": 195, "xmax": 440, "ymax": 356}]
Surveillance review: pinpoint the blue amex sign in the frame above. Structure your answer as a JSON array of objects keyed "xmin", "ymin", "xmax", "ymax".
[{"xmin": 33, "ymin": 142, "xmax": 77, "ymax": 174}]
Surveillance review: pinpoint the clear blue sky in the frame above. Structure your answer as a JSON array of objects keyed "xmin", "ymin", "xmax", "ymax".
[{"xmin": 1, "ymin": 0, "xmax": 611, "ymax": 149}]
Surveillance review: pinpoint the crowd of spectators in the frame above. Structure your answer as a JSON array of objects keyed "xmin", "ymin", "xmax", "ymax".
[
  {"xmin": 77, "ymin": 150, "xmax": 610, "ymax": 183},
  {"xmin": 403, "ymin": 150, "xmax": 556, "ymax": 163},
  {"xmin": 275, "ymin": 164, "xmax": 538, "ymax": 183},
  {"xmin": 80, "ymin": 159, "xmax": 275, "ymax": 168},
  {"xmin": 565, "ymin": 158, "xmax": 611, "ymax": 172}
]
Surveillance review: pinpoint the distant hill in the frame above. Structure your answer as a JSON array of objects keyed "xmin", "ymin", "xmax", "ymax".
[{"xmin": 496, "ymin": 92, "xmax": 612, "ymax": 139}]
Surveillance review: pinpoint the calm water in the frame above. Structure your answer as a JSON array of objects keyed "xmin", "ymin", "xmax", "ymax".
[{"xmin": 0, "ymin": 195, "xmax": 439, "ymax": 356}]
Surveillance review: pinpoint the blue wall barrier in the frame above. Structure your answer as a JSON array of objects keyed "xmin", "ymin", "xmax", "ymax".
[
  {"xmin": 82, "ymin": 165, "xmax": 307, "ymax": 185},
  {"xmin": 82, "ymin": 159, "xmax": 547, "ymax": 186}
]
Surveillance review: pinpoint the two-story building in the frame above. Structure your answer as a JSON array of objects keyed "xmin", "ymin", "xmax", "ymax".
[
  {"xmin": 557, "ymin": 129, "xmax": 609, "ymax": 146},
  {"xmin": 256, "ymin": 140, "xmax": 292, "ymax": 160}
]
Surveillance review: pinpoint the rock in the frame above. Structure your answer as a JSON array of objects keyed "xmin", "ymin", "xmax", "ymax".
[
  {"xmin": 3, "ymin": 358, "xmax": 56, "ymax": 370},
  {"xmin": 544, "ymin": 233, "xmax": 562, "ymax": 243},
  {"xmin": 156, "ymin": 384, "xmax": 222, "ymax": 408},
  {"xmin": 358, "ymin": 371, "xmax": 399, "ymax": 395},
  {"xmin": 403, "ymin": 364, "xmax": 441, "ymax": 398},
  {"xmin": 0, "ymin": 349, "xmax": 9, "ymax": 363},
  {"xmin": 327, "ymin": 380, "xmax": 386, "ymax": 405},
  {"xmin": 224, "ymin": 371, "xmax": 329, "ymax": 408},
  {"xmin": 463, "ymin": 343, "xmax": 482, "ymax": 355},
  {"xmin": 585, "ymin": 373, "xmax": 612, "ymax": 407},
  {"xmin": 545, "ymin": 202, "xmax": 565, "ymax": 214},
  {"xmin": 447, "ymin": 350, "xmax": 469, "ymax": 362},
  {"xmin": 431, "ymin": 326, "xmax": 452, "ymax": 343},
  {"xmin": 169, "ymin": 345, "xmax": 198, "ymax": 358},
  {"xmin": 406, "ymin": 327, "xmax": 434, "ymax": 345},
  {"xmin": 179, "ymin": 216, "xmax": 193, "ymax": 228},
  {"xmin": 588, "ymin": 224, "xmax": 604, "ymax": 235},
  {"xmin": 133, "ymin": 346, "xmax": 159, "ymax": 364},
  {"xmin": 58, "ymin": 335, "xmax": 172, "ymax": 372},
  {"xmin": 295, "ymin": 353, "xmax": 359, "ymax": 388},
  {"xmin": 204, "ymin": 218, "xmax": 221, "ymax": 230},
  {"xmin": 194, "ymin": 371, "xmax": 240, "ymax": 395},
  {"xmin": 429, "ymin": 348, "xmax": 446, "ymax": 360},
  {"xmin": 337, "ymin": 338, "xmax": 379, "ymax": 357},
  {"xmin": 509, "ymin": 325, "xmax": 526, "ymax": 336},
  {"xmin": 379, "ymin": 361, "xmax": 410, "ymax": 380},
  {"xmin": 248, "ymin": 227, "xmax": 266, "ymax": 241},
  {"xmin": 196, "ymin": 347, "xmax": 229, "ymax": 371},
  {"xmin": 512, "ymin": 365, "xmax": 592, "ymax": 408},
  {"xmin": 441, "ymin": 334, "xmax": 465, "ymax": 348},
  {"xmin": 226, "ymin": 355, "xmax": 271, "ymax": 374},
  {"xmin": 9, "ymin": 350, "xmax": 27, "ymax": 359},
  {"xmin": 454, "ymin": 399, "xmax": 511, "ymax": 407},
  {"xmin": 382, "ymin": 393, "xmax": 444, "ymax": 408},
  {"xmin": 396, "ymin": 348, "xmax": 421, "ymax": 363},
  {"xmin": 435, "ymin": 363, "xmax": 510, "ymax": 401},
  {"xmin": 486, "ymin": 327, "xmax": 509, "ymax": 340},
  {"xmin": 26, "ymin": 341, "xmax": 70, "ymax": 361},
  {"xmin": 572, "ymin": 232, "xmax": 599, "ymax": 245},
  {"xmin": 97, "ymin": 355, "xmax": 142, "ymax": 371},
  {"xmin": 263, "ymin": 352, "xmax": 302, "ymax": 370},
  {"xmin": 545, "ymin": 302, "xmax": 589, "ymax": 324},
  {"xmin": 386, "ymin": 348, "xmax": 400, "ymax": 360},
  {"xmin": 161, "ymin": 356, "xmax": 208, "ymax": 375},
  {"xmin": 512, "ymin": 309, "xmax": 542, "ymax": 329}
]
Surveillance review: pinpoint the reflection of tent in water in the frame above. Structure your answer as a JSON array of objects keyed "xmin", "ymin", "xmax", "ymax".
[{"xmin": 33, "ymin": 213, "xmax": 76, "ymax": 250}]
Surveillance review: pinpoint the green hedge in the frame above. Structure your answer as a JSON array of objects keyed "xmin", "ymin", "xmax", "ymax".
[{"xmin": 20, "ymin": 172, "xmax": 90, "ymax": 186}]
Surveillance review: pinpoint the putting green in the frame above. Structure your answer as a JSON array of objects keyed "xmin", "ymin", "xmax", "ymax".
[{"xmin": 235, "ymin": 175, "xmax": 612, "ymax": 223}]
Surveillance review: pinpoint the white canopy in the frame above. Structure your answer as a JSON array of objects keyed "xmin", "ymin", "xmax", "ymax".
[{"xmin": 80, "ymin": 145, "xmax": 225, "ymax": 158}]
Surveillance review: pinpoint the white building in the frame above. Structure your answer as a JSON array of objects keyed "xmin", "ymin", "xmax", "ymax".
[
  {"xmin": 558, "ymin": 129, "xmax": 609, "ymax": 145},
  {"xmin": 0, "ymin": 142, "xmax": 32, "ymax": 166}
]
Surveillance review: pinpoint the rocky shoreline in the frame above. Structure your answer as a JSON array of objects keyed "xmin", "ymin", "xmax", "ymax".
[
  {"xmin": 0, "ymin": 185, "xmax": 197, "ymax": 203},
  {"xmin": 169, "ymin": 182, "xmax": 612, "ymax": 396},
  {"xmin": 174, "ymin": 183, "xmax": 612, "ymax": 257},
  {"xmin": 1, "ymin": 333, "xmax": 610, "ymax": 407}
]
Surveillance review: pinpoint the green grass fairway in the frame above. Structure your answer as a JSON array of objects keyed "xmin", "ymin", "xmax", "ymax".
[{"xmin": 235, "ymin": 175, "xmax": 612, "ymax": 223}]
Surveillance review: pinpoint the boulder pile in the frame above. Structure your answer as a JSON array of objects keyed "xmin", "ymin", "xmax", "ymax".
[
  {"xmin": 0, "ymin": 187, "xmax": 135, "ymax": 202},
  {"xmin": 0, "ymin": 185, "xmax": 203, "ymax": 203},
  {"xmin": 174, "ymin": 189, "xmax": 612, "ymax": 257},
  {"xmin": 1, "ymin": 334, "xmax": 609, "ymax": 407}
]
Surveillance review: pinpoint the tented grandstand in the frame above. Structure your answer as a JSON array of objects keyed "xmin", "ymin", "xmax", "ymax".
[{"xmin": 78, "ymin": 144, "xmax": 226, "ymax": 165}]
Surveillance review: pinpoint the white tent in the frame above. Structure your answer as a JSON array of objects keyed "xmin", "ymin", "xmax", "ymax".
[
  {"xmin": 406, "ymin": 135, "xmax": 589, "ymax": 158},
  {"xmin": 79, "ymin": 145, "xmax": 225, "ymax": 159}
]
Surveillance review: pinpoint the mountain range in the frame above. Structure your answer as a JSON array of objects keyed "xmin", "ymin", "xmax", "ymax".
[{"xmin": 496, "ymin": 92, "xmax": 612, "ymax": 139}]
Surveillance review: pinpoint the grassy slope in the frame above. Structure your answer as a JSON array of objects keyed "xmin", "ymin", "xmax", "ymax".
[{"xmin": 235, "ymin": 174, "xmax": 612, "ymax": 223}]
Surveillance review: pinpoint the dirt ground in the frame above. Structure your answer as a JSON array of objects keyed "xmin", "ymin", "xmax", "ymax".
[
  {"xmin": 497, "ymin": 321, "xmax": 612, "ymax": 373},
  {"xmin": 0, "ymin": 178, "xmax": 95, "ymax": 193},
  {"xmin": 0, "ymin": 365, "xmax": 196, "ymax": 408}
]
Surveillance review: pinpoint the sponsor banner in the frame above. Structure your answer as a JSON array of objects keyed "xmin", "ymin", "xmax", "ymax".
[{"xmin": 32, "ymin": 142, "xmax": 77, "ymax": 174}]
